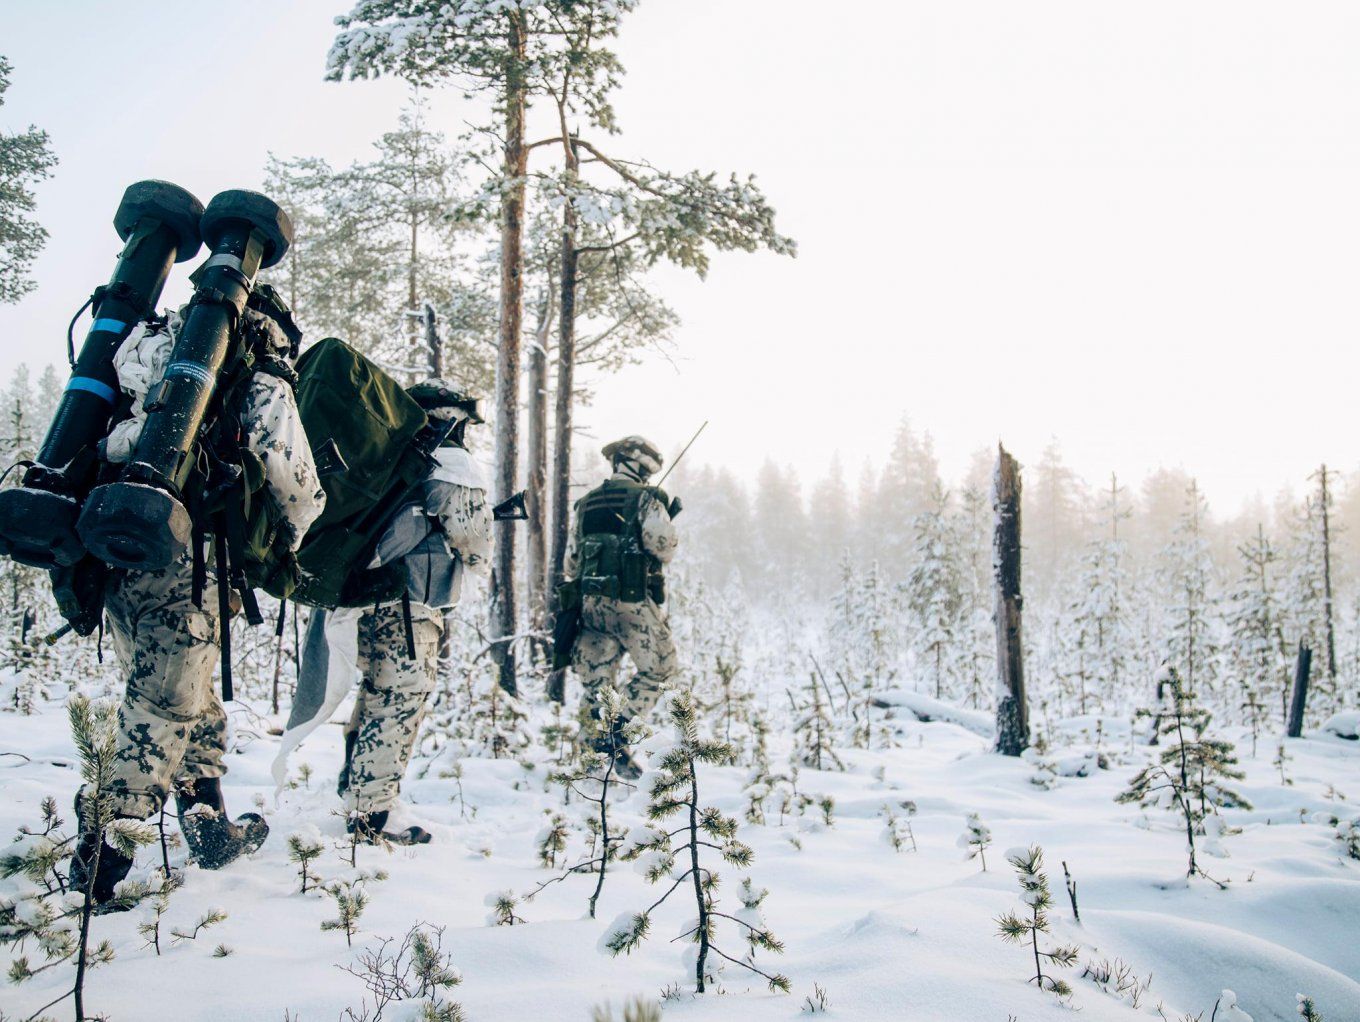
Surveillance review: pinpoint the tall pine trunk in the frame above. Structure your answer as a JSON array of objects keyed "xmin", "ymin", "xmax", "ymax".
[
  {"xmin": 525, "ymin": 288, "xmax": 553, "ymax": 644},
  {"xmin": 546, "ymin": 141, "xmax": 580, "ymax": 704},
  {"xmin": 491, "ymin": 15, "xmax": 528, "ymax": 696}
]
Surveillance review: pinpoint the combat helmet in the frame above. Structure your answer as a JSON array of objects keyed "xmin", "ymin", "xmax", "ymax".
[
  {"xmin": 602, "ymin": 435, "xmax": 663, "ymax": 479},
  {"xmin": 408, "ymin": 378, "xmax": 484, "ymax": 445}
]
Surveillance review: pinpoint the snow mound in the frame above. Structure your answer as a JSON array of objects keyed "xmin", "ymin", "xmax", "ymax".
[
  {"xmin": 1320, "ymin": 711, "xmax": 1360, "ymax": 740},
  {"xmin": 872, "ymin": 689, "xmax": 993, "ymax": 737}
]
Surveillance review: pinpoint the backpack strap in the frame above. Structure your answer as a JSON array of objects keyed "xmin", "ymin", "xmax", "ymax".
[{"xmin": 213, "ymin": 526, "xmax": 234, "ymax": 703}]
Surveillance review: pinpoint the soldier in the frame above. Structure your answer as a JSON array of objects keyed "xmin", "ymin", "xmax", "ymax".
[
  {"xmin": 334, "ymin": 379, "xmax": 492, "ymax": 845},
  {"xmin": 69, "ymin": 295, "xmax": 325, "ymax": 906},
  {"xmin": 566, "ymin": 435, "xmax": 680, "ymax": 778}
]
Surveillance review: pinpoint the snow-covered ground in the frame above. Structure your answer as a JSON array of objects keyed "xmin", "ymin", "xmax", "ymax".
[{"xmin": 4, "ymin": 691, "xmax": 1360, "ymax": 1022}]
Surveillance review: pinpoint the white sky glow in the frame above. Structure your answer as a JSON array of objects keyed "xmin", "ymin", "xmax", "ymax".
[{"xmin": 2, "ymin": 0, "xmax": 1359, "ymax": 513}]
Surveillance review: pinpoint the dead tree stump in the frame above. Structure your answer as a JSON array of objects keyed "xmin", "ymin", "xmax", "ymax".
[{"xmin": 993, "ymin": 443, "xmax": 1028, "ymax": 756}]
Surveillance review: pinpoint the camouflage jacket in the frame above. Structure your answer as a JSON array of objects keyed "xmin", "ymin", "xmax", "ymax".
[
  {"xmin": 565, "ymin": 469, "xmax": 678, "ymax": 579},
  {"xmin": 104, "ymin": 309, "xmax": 326, "ymax": 551}
]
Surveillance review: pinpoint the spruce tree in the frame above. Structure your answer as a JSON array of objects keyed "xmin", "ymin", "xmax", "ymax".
[
  {"xmin": 1228, "ymin": 526, "xmax": 1289, "ymax": 721},
  {"xmin": 1117, "ymin": 666, "xmax": 1249, "ymax": 883},
  {"xmin": 791, "ymin": 673, "xmax": 844, "ymax": 772},
  {"xmin": 904, "ymin": 484, "xmax": 964, "ymax": 700},
  {"xmin": 1161, "ymin": 480, "xmax": 1223, "ymax": 703}
]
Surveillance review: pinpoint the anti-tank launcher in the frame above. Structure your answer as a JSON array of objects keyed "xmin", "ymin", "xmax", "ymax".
[
  {"xmin": 0, "ymin": 180, "xmax": 204, "ymax": 568},
  {"xmin": 77, "ymin": 189, "xmax": 293, "ymax": 573}
]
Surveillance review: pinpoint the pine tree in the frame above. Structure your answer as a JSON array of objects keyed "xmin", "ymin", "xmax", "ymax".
[
  {"xmin": 286, "ymin": 827, "xmax": 325, "ymax": 894},
  {"xmin": 1161, "ymin": 480, "xmax": 1223, "ymax": 703},
  {"xmin": 533, "ymin": 687, "xmax": 644, "ymax": 918},
  {"xmin": 996, "ymin": 846, "xmax": 1080, "ymax": 997},
  {"xmin": 323, "ymin": 870, "xmax": 387, "ymax": 947},
  {"xmin": 1228, "ymin": 526, "xmax": 1289, "ymax": 721},
  {"xmin": 2, "ymin": 700, "xmax": 159, "ymax": 1021},
  {"xmin": 1297, "ymin": 994, "xmax": 1325, "ymax": 1021},
  {"xmin": 958, "ymin": 812, "xmax": 993, "ymax": 871},
  {"xmin": 0, "ymin": 55, "xmax": 58, "ymax": 304},
  {"xmin": 904, "ymin": 484, "xmax": 964, "ymax": 699},
  {"xmin": 1117, "ymin": 667, "xmax": 1249, "ymax": 884},
  {"xmin": 791, "ymin": 673, "xmax": 844, "ymax": 772},
  {"xmin": 605, "ymin": 692, "xmax": 789, "ymax": 994}
]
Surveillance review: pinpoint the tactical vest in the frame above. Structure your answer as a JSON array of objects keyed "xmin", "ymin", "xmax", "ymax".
[{"xmin": 574, "ymin": 478, "xmax": 668, "ymax": 604}]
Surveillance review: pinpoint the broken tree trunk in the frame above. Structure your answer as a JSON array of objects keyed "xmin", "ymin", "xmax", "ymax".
[
  {"xmin": 1287, "ymin": 642, "xmax": 1312, "ymax": 739},
  {"xmin": 993, "ymin": 443, "xmax": 1028, "ymax": 756}
]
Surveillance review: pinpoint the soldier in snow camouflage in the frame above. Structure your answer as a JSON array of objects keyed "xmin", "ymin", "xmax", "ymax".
[
  {"xmin": 567, "ymin": 435, "xmax": 680, "ymax": 778},
  {"xmin": 70, "ymin": 302, "xmax": 324, "ymax": 904},
  {"xmin": 337, "ymin": 379, "xmax": 492, "ymax": 846}
]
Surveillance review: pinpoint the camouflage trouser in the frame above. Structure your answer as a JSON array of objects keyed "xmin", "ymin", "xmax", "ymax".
[
  {"xmin": 343, "ymin": 603, "xmax": 443, "ymax": 814},
  {"xmin": 92, "ymin": 551, "xmax": 225, "ymax": 819},
  {"xmin": 574, "ymin": 595, "xmax": 677, "ymax": 724}
]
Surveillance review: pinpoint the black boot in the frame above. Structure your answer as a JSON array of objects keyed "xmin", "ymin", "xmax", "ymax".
[
  {"xmin": 67, "ymin": 796, "xmax": 135, "ymax": 910},
  {"xmin": 347, "ymin": 810, "xmax": 431, "ymax": 846},
  {"xmin": 337, "ymin": 728, "xmax": 358, "ymax": 797},
  {"xmin": 175, "ymin": 778, "xmax": 269, "ymax": 870},
  {"xmin": 592, "ymin": 716, "xmax": 643, "ymax": 781}
]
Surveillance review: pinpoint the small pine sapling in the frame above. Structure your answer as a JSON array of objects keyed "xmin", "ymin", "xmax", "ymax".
[
  {"xmin": 536, "ymin": 810, "xmax": 571, "ymax": 869},
  {"xmin": 1274, "ymin": 740, "xmax": 1293, "ymax": 786},
  {"xmin": 323, "ymin": 870, "xmax": 387, "ymax": 947},
  {"xmin": 1329, "ymin": 813, "xmax": 1360, "ymax": 860},
  {"xmin": 1241, "ymin": 690, "xmax": 1267, "ymax": 758},
  {"xmin": 880, "ymin": 801, "xmax": 918, "ymax": 853},
  {"xmin": 605, "ymin": 692, "xmax": 789, "ymax": 994},
  {"xmin": 485, "ymin": 889, "xmax": 526, "ymax": 926},
  {"xmin": 534, "ymin": 686, "xmax": 643, "ymax": 917},
  {"xmin": 7, "ymin": 697, "xmax": 159, "ymax": 1022},
  {"xmin": 135, "ymin": 872, "xmax": 183, "ymax": 955},
  {"xmin": 959, "ymin": 812, "xmax": 993, "ymax": 871},
  {"xmin": 1297, "ymin": 994, "xmax": 1324, "ymax": 1021},
  {"xmin": 995, "ymin": 846, "xmax": 1080, "ymax": 997},
  {"xmin": 791, "ymin": 674, "xmax": 845, "ymax": 772},
  {"xmin": 340, "ymin": 923, "xmax": 465, "ymax": 1022},
  {"xmin": 817, "ymin": 796, "xmax": 836, "ymax": 828},
  {"xmin": 287, "ymin": 827, "xmax": 325, "ymax": 894},
  {"xmin": 1116, "ymin": 667, "xmax": 1250, "ymax": 885}
]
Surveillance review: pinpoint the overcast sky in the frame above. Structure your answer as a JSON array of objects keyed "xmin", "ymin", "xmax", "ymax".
[{"xmin": 3, "ymin": 0, "xmax": 1360, "ymax": 514}]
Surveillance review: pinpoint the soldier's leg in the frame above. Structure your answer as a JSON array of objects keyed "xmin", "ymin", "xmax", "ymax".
[
  {"xmin": 179, "ymin": 689, "xmax": 228, "ymax": 784},
  {"xmin": 573, "ymin": 598, "xmax": 623, "ymax": 726},
  {"xmin": 98, "ymin": 556, "xmax": 221, "ymax": 820},
  {"xmin": 617, "ymin": 599, "xmax": 678, "ymax": 722},
  {"xmin": 347, "ymin": 605, "xmax": 442, "ymax": 815}
]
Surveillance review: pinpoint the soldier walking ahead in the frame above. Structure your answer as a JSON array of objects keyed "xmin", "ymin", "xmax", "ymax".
[
  {"xmin": 565, "ymin": 436, "xmax": 680, "ymax": 778},
  {"xmin": 70, "ymin": 296, "xmax": 325, "ymax": 905},
  {"xmin": 332, "ymin": 379, "xmax": 493, "ymax": 845}
]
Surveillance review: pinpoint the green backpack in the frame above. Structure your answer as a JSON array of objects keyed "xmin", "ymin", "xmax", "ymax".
[{"xmin": 261, "ymin": 337, "xmax": 444, "ymax": 610}]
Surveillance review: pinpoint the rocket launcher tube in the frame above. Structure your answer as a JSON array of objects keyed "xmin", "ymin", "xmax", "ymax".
[
  {"xmin": 76, "ymin": 189, "xmax": 293, "ymax": 573},
  {"xmin": 0, "ymin": 180, "xmax": 203, "ymax": 568}
]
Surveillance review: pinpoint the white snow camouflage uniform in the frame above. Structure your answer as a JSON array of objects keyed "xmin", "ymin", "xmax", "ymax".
[
  {"xmin": 343, "ymin": 443, "xmax": 492, "ymax": 814},
  {"xmin": 93, "ymin": 309, "xmax": 325, "ymax": 819},
  {"xmin": 567, "ymin": 467, "xmax": 679, "ymax": 724}
]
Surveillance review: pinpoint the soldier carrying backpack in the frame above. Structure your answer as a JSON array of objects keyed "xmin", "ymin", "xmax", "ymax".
[
  {"xmin": 270, "ymin": 354, "xmax": 492, "ymax": 846},
  {"xmin": 58, "ymin": 190, "xmax": 327, "ymax": 906}
]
